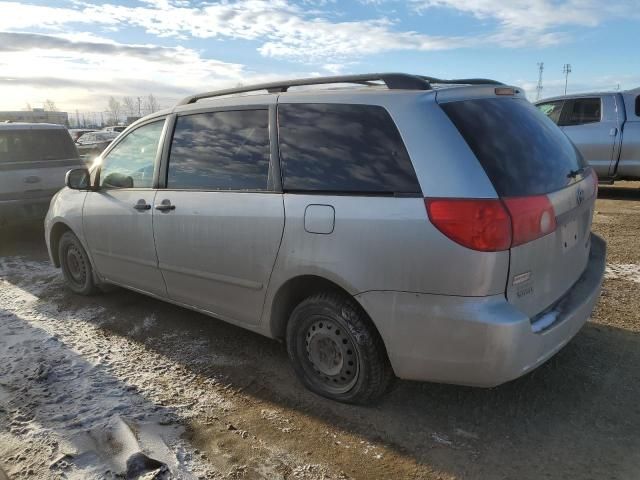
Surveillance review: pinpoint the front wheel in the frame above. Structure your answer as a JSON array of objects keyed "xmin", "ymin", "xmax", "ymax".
[
  {"xmin": 59, "ymin": 231, "xmax": 100, "ymax": 295},
  {"xmin": 286, "ymin": 292, "xmax": 394, "ymax": 404}
]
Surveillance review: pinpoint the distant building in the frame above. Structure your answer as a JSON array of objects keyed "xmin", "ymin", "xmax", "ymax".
[{"xmin": 0, "ymin": 109, "xmax": 69, "ymax": 126}]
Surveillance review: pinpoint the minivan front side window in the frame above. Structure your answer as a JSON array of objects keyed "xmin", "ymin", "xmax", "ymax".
[
  {"xmin": 167, "ymin": 109, "xmax": 271, "ymax": 191},
  {"xmin": 98, "ymin": 120, "xmax": 165, "ymax": 189}
]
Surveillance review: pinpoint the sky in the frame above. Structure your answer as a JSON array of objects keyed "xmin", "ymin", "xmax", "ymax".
[{"xmin": 1, "ymin": 0, "xmax": 639, "ymax": 113}]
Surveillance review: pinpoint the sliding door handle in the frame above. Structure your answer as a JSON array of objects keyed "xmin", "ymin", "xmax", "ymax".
[
  {"xmin": 155, "ymin": 199, "xmax": 175, "ymax": 212},
  {"xmin": 133, "ymin": 200, "xmax": 151, "ymax": 211}
]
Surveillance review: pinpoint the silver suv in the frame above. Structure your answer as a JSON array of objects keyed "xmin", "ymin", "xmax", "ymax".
[{"xmin": 45, "ymin": 74, "xmax": 606, "ymax": 404}]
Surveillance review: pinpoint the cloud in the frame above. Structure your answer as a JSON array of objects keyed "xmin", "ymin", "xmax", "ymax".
[
  {"xmin": 410, "ymin": 0, "xmax": 638, "ymax": 45},
  {"xmin": 0, "ymin": 30, "xmax": 249, "ymax": 110},
  {"xmin": 0, "ymin": 0, "xmax": 465, "ymax": 63},
  {"xmin": 0, "ymin": 32, "xmax": 195, "ymax": 64},
  {"xmin": 1, "ymin": 0, "xmax": 634, "ymax": 63}
]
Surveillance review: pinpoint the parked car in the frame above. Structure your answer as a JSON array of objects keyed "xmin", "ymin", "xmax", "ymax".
[
  {"xmin": 75, "ymin": 131, "xmax": 119, "ymax": 158},
  {"xmin": 103, "ymin": 125, "xmax": 127, "ymax": 133},
  {"xmin": 0, "ymin": 123, "xmax": 82, "ymax": 225},
  {"xmin": 68, "ymin": 128, "xmax": 97, "ymax": 142},
  {"xmin": 535, "ymin": 88, "xmax": 640, "ymax": 183},
  {"xmin": 45, "ymin": 73, "xmax": 606, "ymax": 404}
]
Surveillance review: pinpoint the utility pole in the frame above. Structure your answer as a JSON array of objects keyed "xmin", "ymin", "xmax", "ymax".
[
  {"xmin": 536, "ymin": 62, "xmax": 544, "ymax": 101},
  {"xmin": 562, "ymin": 64, "xmax": 572, "ymax": 95}
]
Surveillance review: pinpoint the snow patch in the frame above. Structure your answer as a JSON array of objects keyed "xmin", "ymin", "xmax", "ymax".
[
  {"xmin": 0, "ymin": 256, "xmax": 225, "ymax": 479},
  {"xmin": 605, "ymin": 263, "xmax": 640, "ymax": 283}
]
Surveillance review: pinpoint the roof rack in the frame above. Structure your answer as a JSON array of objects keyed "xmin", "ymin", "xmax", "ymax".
[
  {"xmin": 419, "ymin": 76, "xmax": 504, "ymax": 86},
  {"xmin": 176, "ymin": 73, "xmax": 504, "ymax": 105}
]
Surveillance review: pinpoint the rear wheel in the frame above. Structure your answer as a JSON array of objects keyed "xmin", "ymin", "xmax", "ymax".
[
  {"xmin": 286, "ymin": 292, "xmax": 394, "ymax": 404},
  {"xmin": 59, "ymin": 231, "xmax": 99, "ymax": 295}
]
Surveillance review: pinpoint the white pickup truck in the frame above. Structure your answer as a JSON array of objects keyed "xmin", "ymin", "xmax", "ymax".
[{"xmin": 536, "ymin": 88, "xmax": 640, "ymax": 183}]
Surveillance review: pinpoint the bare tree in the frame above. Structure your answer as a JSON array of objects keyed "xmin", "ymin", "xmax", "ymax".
[
  {"xmin": 107, "ymin": 96, "xmax": 122, "ymax": 125},
  {"xmin": 144, "ymin": 93, "xmax": 160, "ymax": 114},
  {"xmin": 43, "ymin": 99, "xmax": 58, "ymax": 111},
  {"xmin": 122, "ymin": 96, "xmax": 137, "ymax": 117},
  {"xmin": 24, "ymin": 102, "xmax": 32, "ymax": 111}
]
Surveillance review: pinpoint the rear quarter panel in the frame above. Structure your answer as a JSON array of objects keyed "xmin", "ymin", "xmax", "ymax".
[{"xmin": 263, "ymin": 195, "xmax": 509, "ymax": 316}]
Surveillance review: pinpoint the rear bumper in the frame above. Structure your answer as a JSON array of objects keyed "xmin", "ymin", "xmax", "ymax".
[
  {"xmin": 356, "ymin": 233, "xmax": 607, "ymax": 387},
  {"xmin": 0, "ymin": 196, "xmax": 52, "ymax": 224}
]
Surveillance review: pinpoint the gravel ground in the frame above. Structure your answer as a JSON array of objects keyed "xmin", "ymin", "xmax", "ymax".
[{"xmin": 0, "ymin": 182, "xmax": 639, "ymax": 479}]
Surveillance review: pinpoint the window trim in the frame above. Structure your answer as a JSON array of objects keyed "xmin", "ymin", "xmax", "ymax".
[
  {"xmin": 275, "ymin": 102, "xmax": 422, "ymax": 196},
  {"xmin": 160, "ymin": 106, "xmax": 279, "ymax": 193},
  {"xmin": 560, "ymin": 97, "xmax": 602, "ymax": 127},
  {"xmin": 95, "ymin": 116, "xmax": 168, "ymax": 190}
]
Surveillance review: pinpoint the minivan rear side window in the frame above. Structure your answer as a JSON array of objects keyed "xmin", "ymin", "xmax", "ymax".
[
  {"xmin": 0, "ymin": 129, "xmax": 77, "ymax": 163},
  {"xmin": 441, "ymin": 98, "xmax": 587, "ymax": 197},
  {"xmin": 168, "ymin": 110, "xmax": 271, "ymax": 191},
  {"xmin": 278, "ymin": 103, "xmax": 420, "ymax": 194}
]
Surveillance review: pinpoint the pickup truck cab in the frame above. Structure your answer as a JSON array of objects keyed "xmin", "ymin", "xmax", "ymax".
[{"xmin": 535, "ymin": 88, "xmax": 640, "ymax": 183}]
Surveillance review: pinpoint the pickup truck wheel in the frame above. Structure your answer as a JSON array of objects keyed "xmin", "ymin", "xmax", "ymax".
[
  {"xmin": 59, "ymin": 231, "xmax": 99, "ymax": 295},
  {"xmin": 286, "ymin": 292, "xmax": 394, "ymax": 404}
]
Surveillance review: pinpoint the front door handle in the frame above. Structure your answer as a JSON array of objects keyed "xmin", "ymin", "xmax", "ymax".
[
  {"xmin": 133, "ymin": 199, "xmax": 151, "ymax": 211},
  {"xmin": 155, "ymin": 199, "xmax": 175, "ymax": 212},
  {"xmin": 610, "ymin": 127, "xmax": 618, "ymax": 136}
]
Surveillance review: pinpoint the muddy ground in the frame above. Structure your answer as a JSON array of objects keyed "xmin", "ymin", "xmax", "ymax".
[{"xmin": 1, "ymin": 183, "xmax": 639, "ymax": 479}]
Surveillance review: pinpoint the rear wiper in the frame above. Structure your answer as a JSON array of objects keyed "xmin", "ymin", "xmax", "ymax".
[{"xmin": 567, "ymin": 167, "xmax": 585, "ymax": 179}]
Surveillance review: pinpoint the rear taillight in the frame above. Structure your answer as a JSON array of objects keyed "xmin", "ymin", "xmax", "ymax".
[
  {"xmin": 425, "ymin": 198, "xmax": 512, "ymax": 252},
  {"xmin": 502, "ymin": 196, "xmax": 556, "ymax": 247},
  {"xmin": 425, "ymin": 195, "xmax": 557, "ymax": 251}
]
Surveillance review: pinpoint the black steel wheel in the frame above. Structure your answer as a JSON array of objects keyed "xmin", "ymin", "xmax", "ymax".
[
  {"xmin": 59, "ymin": 231, "xmax": 99, "ymax": 295},
  {"xmin": 286, "ymin": 291, "xmax": 394, "ymax": 404}
]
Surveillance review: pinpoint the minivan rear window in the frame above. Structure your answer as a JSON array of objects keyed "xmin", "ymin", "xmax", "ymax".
[
  {"xmin": 0, "ymin": 129, "xmax": 78, "ymax": 163},
  {"xmin": 278, "ymin": 103, "xmax": 420, "ymax": 194},
  {"xmin": 441, "ymin": 98, "xmax": 587, "ymax": 197}
]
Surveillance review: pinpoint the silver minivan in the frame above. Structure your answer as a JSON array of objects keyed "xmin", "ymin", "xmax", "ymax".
[
  {"xmin": 1, "ymin": 122, "xmax": 82, "ymax": 226},
  {"xmin": 45, "ymin": 74, "xmax": 606, "ymax": 403}
]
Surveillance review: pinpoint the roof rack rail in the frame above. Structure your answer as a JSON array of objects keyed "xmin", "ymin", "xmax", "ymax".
[
  {"xmin": 176, "ymin": 73, "xmax": 431, "ymax": 105},
  {"xmin": 176, "ymin": 73, "xmax": 504, "ymax": 105},
  {"xmin": 420, "ymin": 76, "xmax": 504, "ymax": 86}
]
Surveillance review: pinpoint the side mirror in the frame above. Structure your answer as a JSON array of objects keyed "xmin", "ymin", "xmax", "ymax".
[{"xmin": 65, "ymin": 168, "xmax": 91, "ymax": 190}]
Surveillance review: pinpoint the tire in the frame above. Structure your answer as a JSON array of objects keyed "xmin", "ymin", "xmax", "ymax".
[
  {"xmin": 58, "ymin": 231, "xmax": 100, "ymax": 295},
  {"xmin": 286, "ymin": 291, "xmax": 394, "ymax": 404}
]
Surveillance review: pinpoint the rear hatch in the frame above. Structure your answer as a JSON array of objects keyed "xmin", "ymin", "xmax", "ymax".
[
  {"xmin": 0, "ymin": 127, "xmax": 83, "ymax": 203},
  {"xmin": 439, "ymin": 92, "xmax": 597, "ymax": 318}
]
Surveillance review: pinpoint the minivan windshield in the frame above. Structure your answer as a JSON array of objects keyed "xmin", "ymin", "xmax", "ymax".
[{"xmin": 441, "ymin": 97, "xmax": 588, "ymax": 197}]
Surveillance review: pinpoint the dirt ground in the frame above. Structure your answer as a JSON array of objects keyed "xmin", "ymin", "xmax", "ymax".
[{"xmin": 1, "ymin": 182, "xmax": 639, "ymax": 479}]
